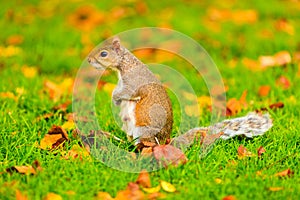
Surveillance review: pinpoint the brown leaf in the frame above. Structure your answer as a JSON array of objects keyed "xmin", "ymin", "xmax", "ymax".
[
  {"xmin": 16, "ymin": 189, "xmax": 28, "ymax": 200},
  {"xmin": 257, "ymin": 146, "xmax": 266, "ymax": 157},
  {"xmin": 237, "ymin": 145, "xmax": 253, "ymax": 159},
  {"xmin": 43, "ymin": 192, "xmax": 63, "ymax": 200},
  {"xmin": 255, "ymin": 102, "xmax": 284, "ymax": 112},
  {"xmin": 274, "ymin": 168, "xmax": 294, "ymax": 177},
  {"xmin": 136, "ymin": 170, "xmax": 151, "ymax": 188},
  {"xmin": 115, "ymin": 182, "xmax": 145, "ymax": 200},
  {"xmin": 95, "ymin": 191, "xmax": 113, "ymax": 200},
  {"xmin": 276, "ymin": 75, "xmax": 291, "ymax": 89},
  {"xmin": 222, "ymin": 195, "xmax": 236, "ymax": 200},
  {"xmin": 153, "ymin": 144, "xmax": 187, "ymax": 168},
  {"xmin": 258, "ymin": 85, "xmax": 271, "ymax": 97},
  {"xmin": 39, "ymin": 125, "xmax": 68, "ymax": 150},
  {"xmin": 7, "ymin": 166, "xmax": 36, "ymax": 175},
  {"xmin": 63, "ymin": 144, "xmax": 90, "ymax": 160}
]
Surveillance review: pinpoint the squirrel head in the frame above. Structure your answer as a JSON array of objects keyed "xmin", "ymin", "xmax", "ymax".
[{"xmin": 88, "ymin": 37, "xmax": 124, "ymax": 70}]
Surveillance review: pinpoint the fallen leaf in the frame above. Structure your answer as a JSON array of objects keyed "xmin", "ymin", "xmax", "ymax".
[
  {"xmin": 63, "ymin": 144, "xmax": 90, "ymax": 160},
  {"xmin": 7, "ymin": 166, "xmax": 36, "ymax": 175},
  {"xmin": 95, "ymin": 191, "xmax": 113, "ymax": 200},
  {"xmin": 16, "ymin": 189, "xmax": 28, "ymax": 200},
  {"xmin": 142, "ymin": 185, "xmax": 161, "ymax": 194},
  {"xmin": 268, "ymin": 187, "xmax": 284, "ymax": 191},
  {"xmin": 0, "ymin": 91, "xmax": 18, "ymax": 101},
  {"xmin": 67, "ymin": 5, "xmax": 105, "ymax": 31},
  {"xmin": 215, "ymin": 178, "xmax": 222, "ymax": 184},
  {"xmin": 274, "ymin": 168, "xmax": 294, "ymax": 177},
  {"xmin": 6, "ymin": 35, "xmax": 24, "ymax": 45},
  {"xmin": 222, "ymin": 195, "xmax": 236, "ymax": 200},
  {"xmin": 0, "ymin": 45, "xmax": 22, "ymax": 57},
  {"xmin": 136, "ymin": 170, "xmax": 151, "ymax": 188},
  {"xmin": 207, "ymin": 8, "xmax": 257, "ymax": 24},
  {"xmin": 115, "ymin": 182, "xmax": 145, "ymax": 200},
  {"xmin": 257, "ymin": 146, "xmax": 266, "ymax": 157},
  {"xmin": 237, "ymin": 145, "xmax": 253, "ymax": 159},
  {"xmin": 39, "ymin": 125, "xmax": 68, "ymax": 150},
  {"xmin": 275, "ymin": 19, "xmax": 294, "ymax": 35},
  {"xmin": 44, "ymin": 78, "xmax": 74, "ymax": 102},
  {"xmin": 21, "ymin": 65, "xmax": 38, "ymax": 78},
  {"xmin": 153, "ymin": 145, "xmax": 187, "ymax": 168},
  {"xmin": 258, "ymin": 85, "xmax": 271, "ymax": 97},
  {"xmin": 276, "ymin": 75, "xmax": 290, "ymax": 89},
  {"xmin": 226, "ymin": 90, "xmax": 247, "ymax": 116},
  {"xmin": 184, "ymin": 104, "xmax": 200, "ymax": 117},
  {"xmin": 160, "ymin": 180, "xmax": 176, "ymax": 193},
  {"xmin": 43, "ymin": 192, "xmax": 63, "ymax": 200},
  {"xmin": 140, "ymin": 147, "xmax": 153, "ymax": 157},
  {"xmin": 102, "ymin": 83, "xmax": 116, "ymax": 96}
]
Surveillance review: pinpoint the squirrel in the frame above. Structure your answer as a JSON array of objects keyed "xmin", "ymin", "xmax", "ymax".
[{"xmin": 87, "ymin": 37, "xmax": 273, "ymax": 149}]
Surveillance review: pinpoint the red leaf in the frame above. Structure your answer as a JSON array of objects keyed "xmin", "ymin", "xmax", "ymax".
[
  {"xmin": 237, "ymin": 145, "xmax": 253, "ymax": 158},
  {"xmin": 257, "ymin": 146, "xmax": 266, "ymax": 157},
  {"xmin": 258, "ymin": 85, "xmax": 271, "ymax": 97},
  {"xmin": 276, "ymin": 76, "xmax": 290, "ymax": 89},
  {"xmin": 222, "ymin": 195, "xmax": 236, "ymax": 200},
  {"xmin": 153, "ymin": 145, "xmax": 187, "ymax": 168}
]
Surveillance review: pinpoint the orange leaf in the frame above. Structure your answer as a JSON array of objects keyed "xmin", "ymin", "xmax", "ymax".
[
  {"xmin": 136, "ymin": 170, "xmax": 151, "ymax": 188},
  {"xmin": 115, "ymin": 182, "xmax": 145, "ymax": 200},
  {"xmin": 6, "ymin": 35, "xmax": 24, "ymax": 45},
  {"xmin": 237, "ymin": 145, "xmax": 253, "ymax": 159},
  {"xmin": 153, "ymin": 144, "xmax": 187, "ymax": 168},
  {"xmin": 16, "ymin": 189, "xmax": 28, "ymax": 200},
  {"xmin": 274, "ymin": 168, "xmax": 294, "ymax": 177},
  {"xmin": 257, "ymin": 146, "xmax": 266, "ymax": 157},
  {"xmin": 95, "ymin": 191, "xmax": 113, "ymax": 200},
  {"xmin": 43, "ymin": 193, "xmax": 63, "ymax": 200},
  {"xmin": 21, "ymin": 65, "xmax": 38, "ymax": 78},
  {"xmin": 258, "ymin": 85, "xmax": 271, "ymax": 97},
  {"xmin": 276, "ymin": 75, "xmax": 290, "ymax": 89},
  {"xmin": 39, "ymin": 125, "xmax": 68, "ymax": 150},
  {"xmin": 275, "ymin": 19, "xmax": 294, "ymax": 35}
]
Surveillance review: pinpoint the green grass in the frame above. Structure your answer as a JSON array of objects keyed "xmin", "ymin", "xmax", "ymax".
[{"xmin": 1, "ymin": 0, "xmax": 300, "ymax": 199}]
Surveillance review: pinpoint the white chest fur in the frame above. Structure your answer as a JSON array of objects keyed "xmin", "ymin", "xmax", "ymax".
[{"xmin": 119, "ymin": 101, "xmax": 140, "ymax": 142}]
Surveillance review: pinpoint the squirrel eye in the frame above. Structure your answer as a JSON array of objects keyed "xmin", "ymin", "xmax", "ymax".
[{"xmin": 100, "ymin": 51, "xmax": 108, "ymax": 57}]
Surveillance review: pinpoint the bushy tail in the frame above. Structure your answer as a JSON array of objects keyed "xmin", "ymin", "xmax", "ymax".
[{"xmin": 170, "ymin": 112, "xmax": 273, "ymax": 149}]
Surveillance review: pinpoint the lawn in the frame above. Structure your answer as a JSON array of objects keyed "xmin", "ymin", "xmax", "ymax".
[{"xmin": 0, "ymin": 0, "xmax": 299, "ymax": 199}]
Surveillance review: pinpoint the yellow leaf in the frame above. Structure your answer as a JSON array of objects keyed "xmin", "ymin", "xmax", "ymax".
[
  {"xmin": 215, "ymin": 178, "xmax": 222, "ymax": 184},
  {"xmin": 269, "ymin": 187, "xmax": 284, "ymax": 191},
  {"xmin": 160, "ymin": 180, "xmax": 176, "ymax": 193},
  {"xmin": 21, "ymin": 65, "xmax": 38, "ymax": 78},
  {"xmin": 0, "ymin": 45, "xmax": 22, "ymax": 57},
  {"xmin": 184, "ymin": 104, "xmax": 200, "ymax": 117},
  {"xmin": 62, "ymin": 120, "xmax": 75, "ymax": 131},
  {"xmin": 142, "ymin": 185, "xmax": 161, "ymax": 193},
  {"xmin": 182, "ymin": 91, "xmax": 198, "ymax": 102},
  {"xmin": 197, "ymin": 96, "xmax": 212, "ymax": 108},
  {"xmin": 43, "ymin": 193, "xmax": 62, "ymax": 200}
]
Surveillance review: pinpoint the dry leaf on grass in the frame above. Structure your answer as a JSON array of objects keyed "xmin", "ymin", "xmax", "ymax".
[
  {"xmin": 7, "ymin": 160, "xmax": 42, "ymax": 175},
  {"xmin": 226, "ymin": 90, "xmax": 247, "ymax": 116},
  {"xmin": 237, "ymin": 145, "xmax": 253, "ymax": 159},
  {"xmin": 114, "ymin": 182, "xmax": 145, "ymax": 200},
  {"xmin": 222, "ymin": 195, "xmax": 236, "ymax": 200},
  {"xmin": 276, "ymin": 75, "xmax": 291, "ymax": 89},
  {"xmin": 274, "ymin": 168, "xmax": 294, "ymax": 177},
  {"xmin": 255, "ymin": 102, "xmax": 284, "ymax": 112},
  {"xmin": 160, "ymin": 180, "xmax": 176, "ymax": 193},
  {"xmin": 257, "ymin": 146, "xmax": 266, "ymax": 157},
  {"xmin": 62, "ymin": 144, "xmax": 90, "ymax": 160},
  {"xmin": 258, "ymin": 85, "xmax": 271, "ymax": 97},
  {"xmin": 95, "ymin": 191, "xmax": 113, "ymax": 200},
  {"xmin": 43, "ymin": 192, "xmax": 63, "ymax": 200},
  {"xmin": 136, "ymin": 170, "xmax": 151, "ymax": 188},
  {"xmin": 153, "ymin": 144, "xmax": 187, "ymax": 168},
  {"xmin": 39, "ymin": 125, "xmax": 68, "ymax": 150},
  {"xmin": 268, "ymin": 187, "xmax": 284, "ymax": 191},
  {"xmin": 142, "ymin": 185, "xmax": 161, "ymax": 194},
  {"xmin": 43, "ymin": 78, "xmax": 73, "ymax": 102},
  {"xmin": 16, "ymin": 189, "xmax": 28, "ymax": 200}
]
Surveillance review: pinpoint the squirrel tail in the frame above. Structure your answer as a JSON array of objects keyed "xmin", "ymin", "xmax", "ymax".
[{"xmin": 170, "ymin": 112, "xmax": 273, "ymax": 149}]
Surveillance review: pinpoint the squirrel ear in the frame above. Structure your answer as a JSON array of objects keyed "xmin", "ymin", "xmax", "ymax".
[{"xmin": 112, "ymin": 37, "xmax": 121, "ymax": 52}]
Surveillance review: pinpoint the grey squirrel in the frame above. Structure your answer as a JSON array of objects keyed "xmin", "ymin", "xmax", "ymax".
[{"xmin": 87, "ymin": 37, "xmax": 273, "ymax": 149}]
